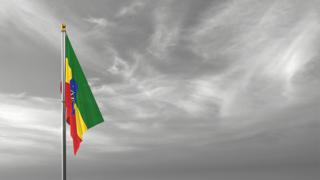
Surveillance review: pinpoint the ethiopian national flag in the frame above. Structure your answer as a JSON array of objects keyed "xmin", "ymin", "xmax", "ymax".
[{"xmin": 65, "ymin": 35, "xmax": 104, "ymax": 155}]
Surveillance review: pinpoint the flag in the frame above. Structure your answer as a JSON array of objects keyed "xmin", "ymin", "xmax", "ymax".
[{"xmin": 65, "ymin": 35, "xmax": 104, "ymax": 155}]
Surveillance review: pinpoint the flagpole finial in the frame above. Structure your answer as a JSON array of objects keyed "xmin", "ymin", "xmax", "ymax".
[{"xmin": 61, "ymin": 23, "xmax": 66, "ymax": 32}]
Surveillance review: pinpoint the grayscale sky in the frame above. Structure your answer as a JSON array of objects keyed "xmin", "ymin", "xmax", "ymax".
[{"xmin": 0, "ymin": 0, "xmax": 319, "ymax": 180}]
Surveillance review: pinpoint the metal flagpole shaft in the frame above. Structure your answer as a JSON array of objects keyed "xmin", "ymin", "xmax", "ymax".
[{"xmin": 61, "ymin": 23, "xmax": 67, "ymax": 180}]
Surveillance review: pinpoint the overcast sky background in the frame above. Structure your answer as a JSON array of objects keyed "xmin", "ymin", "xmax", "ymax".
[{"xmin": 0, "ymin": 0, "xmax": 319, "ymax": 179}]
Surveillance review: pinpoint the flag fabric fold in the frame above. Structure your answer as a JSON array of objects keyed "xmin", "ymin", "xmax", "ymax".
[{"xmin": 65, "ymin": 35, "xmax": 104, "ymax": 155}]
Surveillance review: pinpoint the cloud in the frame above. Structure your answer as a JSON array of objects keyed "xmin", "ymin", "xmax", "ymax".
[
  {"xmin": 116, "ymin": 1, "xmax": 145, "ymax": 17},
  {"xmin": 0, "ymin": 0, "xmax": 60, "ymax": 48},
  {"xmin": 0, "ymin": 92, "xmax": 135, "ymax": 166},
  {"xmin": 108, "ymin": 55, "xmax": 131, "ymax": 76},
  {"xmin": 84, "ymin": 17, "xmax": 114, "ymax": 28},
  {"xmin": 184, "ymin": 0, "xmax": 320, "ymax": 116},
  {"xmin": 1, "ymin": 0, "xmax": 320, "ymax": 179},
  {"xmin": 147, "ymin": 6, "xmax": 180, "ymax": 58},
  {"xmin": 0, "ymin": 93, "xmax": 60, "ymax": 166},
  {"xmin": 0, "ymin": 0, "xmax": 112, "ymax": 74}
]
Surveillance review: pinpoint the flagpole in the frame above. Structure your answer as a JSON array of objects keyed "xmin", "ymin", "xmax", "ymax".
[{"xmin": 61, "ymin": 23, "xmax": 67, "ymax": 180}]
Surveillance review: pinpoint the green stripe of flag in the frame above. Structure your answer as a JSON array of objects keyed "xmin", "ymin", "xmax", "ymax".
[{"xmin": 65, "ymin": 35, "xmax": 104, "ymax": 129}]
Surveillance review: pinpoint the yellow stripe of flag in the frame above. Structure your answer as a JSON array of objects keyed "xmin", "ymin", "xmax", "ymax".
[
  {"xmin": 74, "ymin": 104, "xmax": 88, "ymax": 139},
  {"xmin": 65, "ymin": 58, "xmax": 72, "ymax": 83}
]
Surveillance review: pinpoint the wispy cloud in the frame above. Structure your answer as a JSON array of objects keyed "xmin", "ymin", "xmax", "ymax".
[
  {"xmin": 0, "ymin": 93, "xmax": 134, "ymax": 165},
  {"xmin": 1, "ymin": 0, "xmax": 319, "ymax": 178},
  {"xmin": 147, "ymin": 6, "xmax": 180, "ymax": 58},
  {"xmin": 116, "ymin": 1, "xmax": 145, "ymax": 17},
  {"xmin": 186, "ymin": 0, "xmax": 320, "ymax": 116},
  {"xmin": 0, "ymin": 93, "xmax": 60, "ymax": 166},
  {"xmin": 0, "ymin": 0, "xmax": 113, "ymax": 74},
  {"xmin": 0, "ymin": 0, "xmax": 60, "ymax": 47},
  {"xmin": 84, "ymin": 17, "xmax": 114, "ymax": 28}
]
